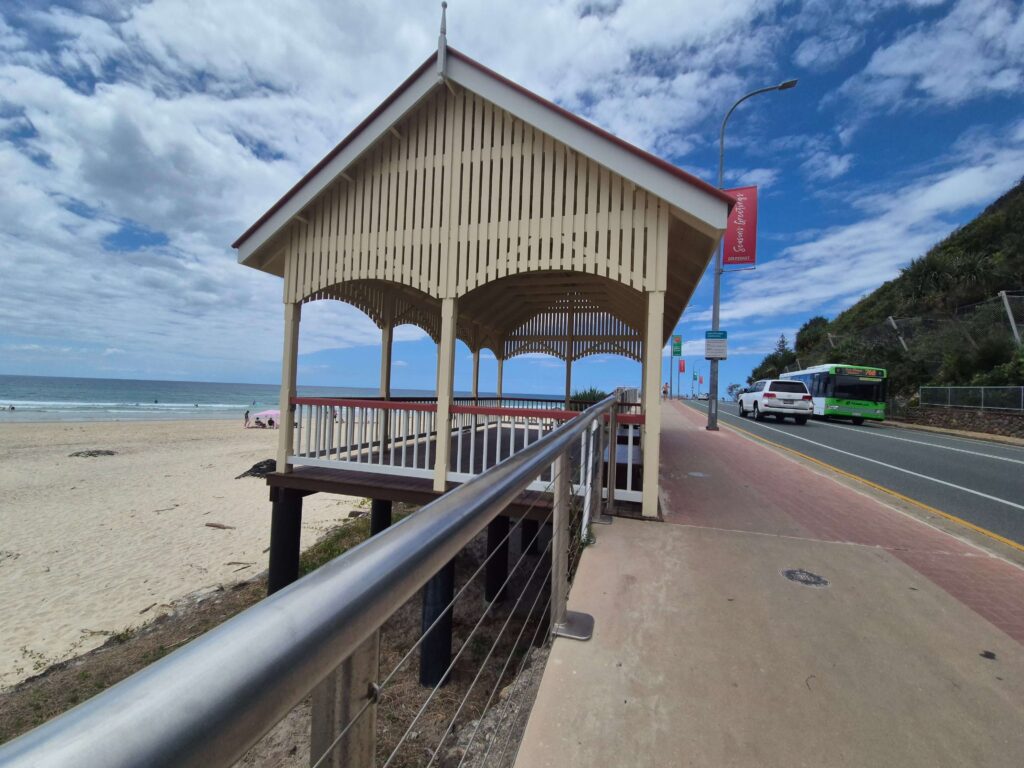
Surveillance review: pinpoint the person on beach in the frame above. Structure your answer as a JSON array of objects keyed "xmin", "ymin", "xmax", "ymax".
[
  {"xmin": 254, "ymin": 417, "xmax": 266, "ymax": 428},
  {"xmin": 267, "ymin": 417, "xmax": 276, "ymax": 429},
  {"xmin": 244, "ymin": 410, "xmax": 250, "ymax": 428},
  {"xmin": 662, "ymin": 382, "xmax": 669, "ymax": 399}
]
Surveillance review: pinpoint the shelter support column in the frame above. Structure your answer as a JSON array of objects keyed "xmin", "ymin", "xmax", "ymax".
[
  {"xmin": 433, "ymin": 297, "xmax": 457, "ymax": 492},
  {"xmin": 268, "ymin": 488, "xmax": 303, "ymax": 595},
  {"xmin": 471, "ymin": 348, "xmax": 480, "ymax": 402},
  {"xmin": 564, "ymin": 358, "xmax": 572, "ymax": 410},
  {"xmin": 277, "ymin": 301, "xmax": 301, "ymax": 473},
  {"xmin": 641, "ymin": 290, "xmax": 664, "ymax": 518},
  {"xmin": 564, "ymin": 302, "xmax": 575, "ymax": 409},
  {"xmin": 496, "ymin": 357, "xmax": 504, "ymax": 402},
  {"xmin": 379, "ymin": 317, "xmax": 393, "ymax": 470},
  {"xmin": 380, "ymin": 320, "xmax": 393, "ymax": 399}
]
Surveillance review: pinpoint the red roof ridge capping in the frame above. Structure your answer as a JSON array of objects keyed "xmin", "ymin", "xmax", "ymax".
[{"xmin": 233, "ymin": 47, "xmax": 734, "ymax": 250}]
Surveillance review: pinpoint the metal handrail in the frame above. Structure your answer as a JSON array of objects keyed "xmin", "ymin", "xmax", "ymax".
[{"xmin": 0, "ymin": 395, "xmax": 619, "ymax": 768}]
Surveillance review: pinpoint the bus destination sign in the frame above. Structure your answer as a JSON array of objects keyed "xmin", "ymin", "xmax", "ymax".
[{"xmin": 836, "ymin": 366, "xmax": 882, "ymax": 378}]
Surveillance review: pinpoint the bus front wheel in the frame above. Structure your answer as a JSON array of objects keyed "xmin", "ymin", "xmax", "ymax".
[{"xmin": 852, "ymin": 417, "xmax": 865, "ymax": 425}]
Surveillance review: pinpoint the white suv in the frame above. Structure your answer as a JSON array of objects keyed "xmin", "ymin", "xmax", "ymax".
[{"xmin": 739, "ymin": 379, "xmax": 812, "ymax": 424}]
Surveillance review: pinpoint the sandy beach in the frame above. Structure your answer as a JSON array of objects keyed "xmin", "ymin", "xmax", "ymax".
[{"xmin": 0, "ymin": 419, "xmax": 359, "ymax": 690}]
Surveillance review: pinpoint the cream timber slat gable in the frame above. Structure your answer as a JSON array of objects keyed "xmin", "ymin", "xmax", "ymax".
[{"xmin": 280, "ymin": 88, "xmax": 671, "ymax": 306}]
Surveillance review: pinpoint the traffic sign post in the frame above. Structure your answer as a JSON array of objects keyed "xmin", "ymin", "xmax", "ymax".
[{"xmin": 669, "ymin": 336, "xmax": 682, "ymax": 399}]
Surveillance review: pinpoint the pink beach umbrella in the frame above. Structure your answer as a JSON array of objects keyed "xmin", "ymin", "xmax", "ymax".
[{"xmin": 251, "ymin": 409, "xmax": 281, "ymax": 426}]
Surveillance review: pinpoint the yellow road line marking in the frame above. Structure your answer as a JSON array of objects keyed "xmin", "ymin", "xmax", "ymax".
[{"xmin": 721, "ymin": 417, "xmax": 1024, "ymax": 555}]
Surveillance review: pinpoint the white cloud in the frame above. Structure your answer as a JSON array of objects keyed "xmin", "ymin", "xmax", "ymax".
[
  {"xmin": 840, "ymin": 0, "xmax": 1024, "ymax": 109},
  {"xmin": 711, "ymin": 123, "xmax": 1024, "ymax": 324},
  {"xmin": 802, "ymin": 151, "xmax": 854, "ymax": 180},
  {"xmin": 793, "ymin": 29, "xmax": 863, "ymax": 69},
  {"xmin": 729, "ymin": 167, "xmax": 780, "ymax": 188}
]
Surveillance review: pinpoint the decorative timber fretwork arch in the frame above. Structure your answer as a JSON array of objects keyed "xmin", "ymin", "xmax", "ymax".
[{"xmin": 235, "ymin": 43, "xmax": 734, "ymax": 516}]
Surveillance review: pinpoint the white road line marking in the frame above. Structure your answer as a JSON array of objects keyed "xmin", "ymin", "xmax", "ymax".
[
  {"xmin": 714, "ymin": 407, "xmax": 1024, "ymax": 512},
  {"xmin": 817, "ymin": 420, "xmax": 1024, "ymax": 465}
]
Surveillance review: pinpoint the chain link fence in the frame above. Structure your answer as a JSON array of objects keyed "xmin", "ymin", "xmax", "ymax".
[{"xmin": 919, "ymin": 386, "xmax": 1024, "ymax": 412}]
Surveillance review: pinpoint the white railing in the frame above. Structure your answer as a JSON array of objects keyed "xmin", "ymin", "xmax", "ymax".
[
  {"xmin": 919, "ymin": 386, "xmax": 1024, "ymax": 412},
  {"xmin": 447, "ymin": 403, "xmax": 643, "ymax": 502},
  {"xmin": 288, "ymin": 396, "xmax": 644, "ymax": 502},
  {"xmin": 290, "ymin": 398, "xmax": 439, "ymax": 478}
]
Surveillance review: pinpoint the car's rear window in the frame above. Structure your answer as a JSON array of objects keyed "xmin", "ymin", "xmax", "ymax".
[{"xmin": 770, "ymin": 381, "xmax": 807, "ymax": 393}]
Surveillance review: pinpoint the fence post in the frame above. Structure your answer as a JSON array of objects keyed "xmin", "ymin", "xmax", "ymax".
[
  {"xmin": 310, "ymin": 499, "xmax": 392, "ymax": 768},
  {"xmin": 981, "ymin": 387, "xmax": 985, "ymax": 411},
  {"xmin": 592, "ymin": 414, "xmax": 612, "ymax": 525},
  {"xmin": 309, "ymin": 632, "xmax": 379, "ymax": 768},
  {"xmin": 550, "ymin": 455, "xmax": 594, "ymax": 641},
  {"xmin": 605, "ymin": 405, "xmax": 619, "ymax": 515}
]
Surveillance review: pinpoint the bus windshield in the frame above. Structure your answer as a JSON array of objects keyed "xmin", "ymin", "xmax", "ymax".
[{"xmin": 833, "ymin": 374, "xmax": 885, "ymax": 403}]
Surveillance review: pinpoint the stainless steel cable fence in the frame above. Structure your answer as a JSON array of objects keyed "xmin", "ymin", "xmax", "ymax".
[{"xmin": 0, "ymin": 395, "xmax": 616, "ymax": 768}]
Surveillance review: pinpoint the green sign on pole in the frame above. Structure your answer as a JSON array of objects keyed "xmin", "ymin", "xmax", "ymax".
[{"xmin": 671, "ymin": 335, "xmax": 682, "ymax": 356}]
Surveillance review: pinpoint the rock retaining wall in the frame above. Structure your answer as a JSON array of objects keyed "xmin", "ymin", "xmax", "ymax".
[{"xmin": 899, "ymin": 406, "xmax": 1024, "ymax": 439}]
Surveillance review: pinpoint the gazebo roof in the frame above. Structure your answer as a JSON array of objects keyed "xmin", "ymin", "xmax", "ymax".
[
  {"xmin": 234, "ymin": 47, "xmax": 732, "ymax": 261},
  {"xmin": 235, "ymin": 45, "xmax": 734, "ymax": 361}
]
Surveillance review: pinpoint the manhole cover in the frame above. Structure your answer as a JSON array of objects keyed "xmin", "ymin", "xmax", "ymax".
[
  {"xmin": 687, "ymin": 472, "xmax": 707, "ymax": 478},
  {"xmin": 782, "ymin": 569, "xmax": 829, "ymax": 588}
]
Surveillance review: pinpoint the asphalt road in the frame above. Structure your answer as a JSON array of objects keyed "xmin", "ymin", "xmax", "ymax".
[{"xmin": 681, "ymin": 399, "xmax": 1024, "ymax": 547}]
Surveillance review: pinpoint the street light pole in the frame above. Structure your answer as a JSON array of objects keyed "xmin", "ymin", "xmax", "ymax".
[{"xmin": 707, "ymin": 78, "xmax": 797, "ymax": 431}]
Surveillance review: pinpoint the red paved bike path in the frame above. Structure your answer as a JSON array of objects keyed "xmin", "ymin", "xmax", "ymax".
[{"xmin": 663, "ymin": 400, "xmax": 1024, "ymax": 645}]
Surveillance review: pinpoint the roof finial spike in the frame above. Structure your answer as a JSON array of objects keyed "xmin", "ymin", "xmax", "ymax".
[{"xmin": 438, "ymin": 2, "xmax": 448, "ymax": 78}]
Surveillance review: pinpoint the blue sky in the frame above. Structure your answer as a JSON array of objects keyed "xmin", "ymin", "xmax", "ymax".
[{"xmin": 1, "ymin": 0, "xmax": 1022, "ymax": 395}]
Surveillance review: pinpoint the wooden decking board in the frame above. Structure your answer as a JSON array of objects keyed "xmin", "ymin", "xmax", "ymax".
[{"xmin": 266, "ymin": 466, "xmax": 556, "ymax": 519}]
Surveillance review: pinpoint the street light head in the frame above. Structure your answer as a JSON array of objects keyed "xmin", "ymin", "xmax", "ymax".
[{"xmin": 778, "ymin": 78, "xmax": 798, "ymax": 91}]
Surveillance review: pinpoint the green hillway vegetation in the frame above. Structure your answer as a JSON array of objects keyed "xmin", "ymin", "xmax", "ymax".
[{"xmin": 746, "ymin": 178, "xmax": 1024, "ymax": 396}]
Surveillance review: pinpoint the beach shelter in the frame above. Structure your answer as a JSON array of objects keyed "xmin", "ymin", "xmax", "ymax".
[{"xmin": 235, "ymin": 26, "xmax": 733, "ymax": 518}]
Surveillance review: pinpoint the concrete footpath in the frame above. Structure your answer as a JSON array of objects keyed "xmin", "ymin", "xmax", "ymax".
[{"xmin": 515, "ymin": 401, "xmax": 1024, "ymax": 768}]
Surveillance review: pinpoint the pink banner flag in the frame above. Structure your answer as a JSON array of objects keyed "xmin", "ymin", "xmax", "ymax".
[
  {"xmin": 679, "ymin": 359, "xmax": 685, "ymax": 373},
  {"xmin": 723, "ymin": 186, "xmax": 758, "ymax": 267}
]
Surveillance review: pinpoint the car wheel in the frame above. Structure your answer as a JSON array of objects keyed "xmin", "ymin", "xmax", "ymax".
[
  {"xmin": 852, "ymin": 417, "xmax": 865, "ymax": 425},
  {"xmin": 795, "ymin": 416, "xmax": 808, "ymax": 425},
  {"xmin": 738, "ymin": 402, "xmax": 747, "ymax": 417},
  {"xmin": 753, "ymin": 403, "xmax": 765, "ymax": 421}
]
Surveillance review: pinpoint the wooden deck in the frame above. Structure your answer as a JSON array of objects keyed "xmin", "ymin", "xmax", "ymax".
[{"xmin": 266, "ymin": 466, "xmax": 564, "ymax": 520}]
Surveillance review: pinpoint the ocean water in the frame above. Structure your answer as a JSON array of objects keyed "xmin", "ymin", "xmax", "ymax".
[{"xmin": 0, "ymin": 375, "xmax": 433, "ymax": 423}]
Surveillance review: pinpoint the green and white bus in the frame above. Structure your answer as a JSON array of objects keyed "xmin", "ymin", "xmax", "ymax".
[{"xmin": 780, "ymin": 364, "xmax": 887, "ymax": 424}]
